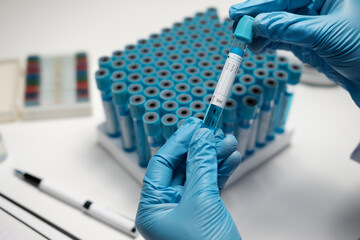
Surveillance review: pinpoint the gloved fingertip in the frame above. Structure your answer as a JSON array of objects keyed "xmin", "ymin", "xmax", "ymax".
[
  {"xmin": 181, "ymin": 117, "xmax": 201, "ymax": 127},
  {"xmin": 192, "ymin": 127, "xmax": 214, "ymax": 142},
  {"xmin": 189, "ymin": 128, "xmax": 215, "ymax": 151},
  {"xmin": 229, "ymin": 4, "xmax": 243, "ymax": 20},
  {"xmin": 248, "ymin": 36, "xmax": 271, "ymax": 54},
  {"xmin": 232, "ymin": 150, "xmax": 242, "ymax": 164},
  {"xmin": 175, "ymin": 117, "xmax": 202, "ymax": 134},
  {"xmin": 220, "ymin": 150, "xmax": 242, "ymax": 175},
  {"xmin": 223, "ymin": 134, "xmax": 238, "ymax": 149},
  {"xmin": 252, "ymin": 13, "xmax": 268, "ymax": 36},
  {"xmin": 214, "ymin": 128, "xmax": 225, "ymax": 142}
]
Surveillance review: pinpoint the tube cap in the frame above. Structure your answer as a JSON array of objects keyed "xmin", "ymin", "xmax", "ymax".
[
  {"xmin": 231, "ymin": 83, "xmax": 247, "ymax": 102},
  {"xmin": 239, "ymin": 96, "xmax": 257, "ymax": 120},
  {"xmin": 111, "ymin": 82, "xmax": 128, "ymax": 105},
  {"xmin": 248, "ymin": 85, "xmax": 263, "ymax": 107},
  {"xmin": 176, "ymin": 107, "xmax": 192, "ymax": 120},
  {"xmin": 129, "ymin": 95, "xmax": 146, "ymax": 118},
  {"xmin": 274, "ymin": 70, "xmax": 288, "ymax": 96},
  {"xmin": 161, "ymin": 114, "xmax": 178, "ymax": 139},
  {"xmin": 162, "ymin": 100, "xmax": 178, "ymax": 114},
  {"xmin": 145, "ymin": 99, "xmax": 161, "ymax": 113},
  {"xmin": 111, "ymin": 71, "xmax": 127, "ymax": 83},
  {"xmin": 190, "ymin": 101, "xmax": 205, "ymax": 113},
  {"xmin": 95, "ymin": 68, "xmax": 110, "ymax": 92},
  {"xmin": 287, "ymin": 63, "xmax": 303, "ymax": 85},
  {"xmin": 222, "ymin": 99, "xmax": 237, "ymax": 123},
  {"xmin": 234, "ymin": 15, "xmax": 254, "ymax": 43},
  {"xmin": 262, "ymin": 78, "xmax": 278, "ymax": 101},
  {"xmin": 143, "ymin": 112, "xmax": 161, "ymax": 137}
]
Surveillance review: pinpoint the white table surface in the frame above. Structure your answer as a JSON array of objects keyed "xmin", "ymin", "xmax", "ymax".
[{"xmin": 1, "ymin": 1, "xmax": 360, "ymax": 239}]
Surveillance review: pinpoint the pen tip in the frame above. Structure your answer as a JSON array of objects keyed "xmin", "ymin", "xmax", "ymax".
[{"xmin": 14, "ymin": 169, "xmax": 24, "ymax": 177}]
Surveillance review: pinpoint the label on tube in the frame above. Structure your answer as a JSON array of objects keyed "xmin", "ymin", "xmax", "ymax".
[{"xmin": 211, "ymin": 51, "xmax": 243, "ymax": 108}]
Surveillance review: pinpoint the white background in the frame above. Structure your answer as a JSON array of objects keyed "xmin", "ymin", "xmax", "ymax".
[{"xmin": 0, "ymin": 0, "xmax": 360, "ymax": 239}]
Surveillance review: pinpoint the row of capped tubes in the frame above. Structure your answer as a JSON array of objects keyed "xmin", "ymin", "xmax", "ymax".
[
  {"xmin": 95, "ymin": 7, "xmax": 302, "ymax": 167},
  {"xmin": 96, "ymin": 57, "xmax": 301, "ymax": 166}
]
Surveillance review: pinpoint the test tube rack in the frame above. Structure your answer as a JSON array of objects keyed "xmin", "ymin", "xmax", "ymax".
[
  {"xmin": 95, "ymin": 8, "xmax": 301, "ymax": 188},
  {"xmin": 23, "ymin": 53, "xmax": 91, "ymax": 120},
  {"xmin": 97, "ymin": 123, "xmax": 293, "ymax": 187}
]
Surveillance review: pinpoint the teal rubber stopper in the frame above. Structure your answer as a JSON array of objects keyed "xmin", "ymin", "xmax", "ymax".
[
  {"xmin": 234, "ymin": 15, "xmax": 255, "ymax": 43},
  {"xmin": 223, "ymin": 99, "xmax": 237, "ymax": 123},
  {"xmin": 239, "ymin": 96, "xmax": 258, "ymax": 120},
  {"xmin": 162, "ymin": 100, "xmax": 179, "ymax": 115},
  {"xmin": 190, "ymin": 101, "xmax": 205, "ymax": 113},
  {"xmin": 240, "ymin": 74, "xmax": 255, "ymax": 86},
  {"xmin": 128, "ymin": 83, "xmax": 144, "ymax": 96},
  {"xmin": 274, "ymin": 70, "xmax": 288, "ymax": 96},
  {"xmin": 95, "ymin": 68, "xmax": 110, "ymax": 92},
  {"xmin": 143, "ymin": 112, "xmax": 161, "ymax": 137},
  {"xmin": 98, "ymin": 56, "xmax": 112, "ymax": 69},
  {"xmin": 144, "ymin": 87, "xmax": 160, "ymax": 99},
  {"xmin": 176, "ymin": 94, "xmax": 192, "ymax": 106},
  {"xmin": 231, "ymin": 83, "xmax": 247, "ymax": 103},
  {"xmin": 254, "ymin": 68, "xmax": 269, "ymax": 84},
  {"xmin": 275, "ymin": 55, "xmax": 289, "ymax": 70},
  {"xmin": 287, "ymin": 63, "xmax": 303, "ymax": 85},
  {"xmin": 248, "ymin": 85, "xmax": 263, "ymax": 107},
  {"xmin": 262, "ymin": 78, "xmax": 278, "ymax": 101},
  {"xmin": 176, "ymin": 107, "xmax": 192, "ymax": 120},
  {"xmin": 111, "ymin": 82, "xmax": 128, "ymax": 105},
  {"xmin": 111, "ymin": 71, "xmax": 127, "ymax": 83},
  {"xmin": 129, "ymin": 95, "xmax": 146, "ymax": 118},
  {"xmin": 161, "ymin": 114, "xmax": 178, "ymax": 139},
  {"xmin": 145, "ymin": 99, "xmax": 161, "ymax": 113}
]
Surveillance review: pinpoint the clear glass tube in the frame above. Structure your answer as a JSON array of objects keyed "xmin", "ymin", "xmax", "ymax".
[{"xmin": 203, "ymin": 38, "xmax": 248, "ymax": 131}]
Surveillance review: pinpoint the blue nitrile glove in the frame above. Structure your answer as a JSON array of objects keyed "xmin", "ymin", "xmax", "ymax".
[
  {"xmin": 230, "ymin": 0, "xmax": 360, "ymax": 107},
  {"xmin": 136, "ymin": 117, "xmax": 242, "ymax": 240}
]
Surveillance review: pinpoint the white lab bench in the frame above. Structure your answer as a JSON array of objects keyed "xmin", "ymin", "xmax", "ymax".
[{"xmin": 0, "ymin": 1, "xmax": 359, "ymax": 239}]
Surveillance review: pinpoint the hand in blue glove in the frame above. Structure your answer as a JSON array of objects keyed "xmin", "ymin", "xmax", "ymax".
[
  {"xmin": 230, "ymin": 0, "xmax": 360, "ymax": 107},
  {"xmin": 136, "ymin": 117, "xmax": 242, "ymax": 240}
]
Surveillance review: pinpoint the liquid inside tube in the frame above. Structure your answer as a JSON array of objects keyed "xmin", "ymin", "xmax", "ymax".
[{"xmin": 203, "ymin": 39, "xmax": 247, "ymax": 130}]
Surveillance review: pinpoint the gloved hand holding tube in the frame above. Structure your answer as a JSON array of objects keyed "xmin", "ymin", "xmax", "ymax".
[
  {"xmin": 136, "ymin": 118, "xmax": 242, "ymax": 240},
  {"xmin": 230, "ymin": 0, "xmax": 360, "ymax": 107}
]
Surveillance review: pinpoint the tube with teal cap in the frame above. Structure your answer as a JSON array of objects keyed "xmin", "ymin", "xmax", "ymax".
[
  {"xmin": 222, "ymin": 99, "xmax": 237, "ymax": 136},
  {"xmin": 267, "ymin": 70, "xmax": 288, "ymax": 141},
  {"xmin": 95, "ymin": 68, "xmax": 120, "ymax": 137},
  {"xmin": 143, "ymin": 112, "xmax": 164, "ymax": 156},
  {"xmin": 161, "ymin": 114, "xmax": 178, "ymax": 141},
  {"xmin": 236, "ymin": 96, "xmax": 258, "ymax": 157},
  {"xmin": 256, "ymin": 78, "xmax": 278, "ymax": 147},
  {"xmin": 275, "ymin": 63, "xmax": 303, "ymax": 133},
  {"xmin": 111, "ymin": 82, "xmax": 135, "ymax": 152},
  {"xmin": 129, "ymin": 95, "xmax": 151, "ymax": 167},
  {"xmin": 203, "ymin": 15, "xmax": 254, "ymax": 131},
  {"xmin": 246, "ymin": 85, "xmax": 263, "ymax": 156}
]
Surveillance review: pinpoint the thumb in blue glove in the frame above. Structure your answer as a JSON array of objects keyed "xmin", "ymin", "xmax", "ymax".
[
  {"xmin": 136, "ymin": 118, "xmax": 242, "ymax": 240},
  {"xmin": 230, "ymin": 0, "xmax": 360, "ymax": 107}
]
